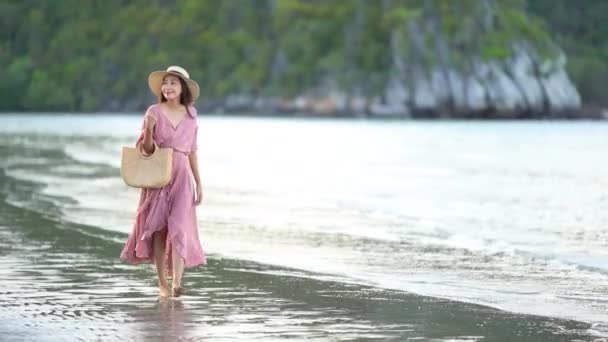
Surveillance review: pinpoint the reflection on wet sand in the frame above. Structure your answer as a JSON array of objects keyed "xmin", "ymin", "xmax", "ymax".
[{"xmin": 0, "ymin": 222, "xmax": 595, "ymax": 342}]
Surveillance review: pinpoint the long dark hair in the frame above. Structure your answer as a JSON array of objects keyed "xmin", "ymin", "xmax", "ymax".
[{"xmin": 158, "ymin": 74, "xmax": 193, "ymax": 115}]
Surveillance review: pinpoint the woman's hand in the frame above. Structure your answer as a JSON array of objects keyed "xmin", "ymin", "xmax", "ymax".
[
  {"xmin": 188, "ymin": 151, "xmax": 203, "ymax": 205},
  {"xmin": 144, "ymin": 111, "xmax": 157, "ymax": 131},
  {"xmin": 195, "ymin": 184, "xmax": 203, "ymax": 205}
]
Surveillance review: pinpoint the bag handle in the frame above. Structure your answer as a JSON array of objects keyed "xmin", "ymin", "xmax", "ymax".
[{"xmin": 138, "ymin": 142, "xmax": 160, "ymax": 159}]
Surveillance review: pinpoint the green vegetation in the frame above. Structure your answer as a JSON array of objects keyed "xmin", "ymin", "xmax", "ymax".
[
  {"xmin": 527, "ymin": 0, "xmax": 608, "ymax": 107},
  {"xmin": 0, "ymin": 0, "xmax": 604, "ymax": 112}
]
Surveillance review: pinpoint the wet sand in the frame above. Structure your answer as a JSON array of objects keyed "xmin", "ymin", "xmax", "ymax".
[{"xmin": 0, "ymin": 192, "xmax": 598, "ymax": 342}]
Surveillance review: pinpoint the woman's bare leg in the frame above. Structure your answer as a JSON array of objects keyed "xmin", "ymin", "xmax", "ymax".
[
  {"xmin": 153, "ymin": 229, "xmax": 170, "ymax": 297},
  {"xmin": 171, "ymin": 246, "xmax": 185, "ymax": 296}
]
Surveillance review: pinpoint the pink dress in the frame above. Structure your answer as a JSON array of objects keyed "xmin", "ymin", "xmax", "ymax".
[{"xmin": 120, "ymin": 103, "xmax": 207, "ymax": 270}]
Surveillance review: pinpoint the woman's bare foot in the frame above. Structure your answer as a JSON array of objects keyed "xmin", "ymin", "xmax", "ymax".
[
  {"xmin": 172, "ymin": 287, "xmax": 184, "ymax": 298},
  {"xmin": 159, "ymin": 286, "xmax": 171, "ymax": 298}
]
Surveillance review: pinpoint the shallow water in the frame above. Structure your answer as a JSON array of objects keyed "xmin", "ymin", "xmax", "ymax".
[
  {"xmin": 0, "ymin": 113, "xmax": 607, "ymax": 340},
  {"xmin": 0, "ymin": 198, "xmax": 595, "ymax": 341}
]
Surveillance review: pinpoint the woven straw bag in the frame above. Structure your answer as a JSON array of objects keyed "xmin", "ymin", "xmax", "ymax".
[{"xmin": 121, "ymin": 143, "xmax": 173, "ymax": 188}]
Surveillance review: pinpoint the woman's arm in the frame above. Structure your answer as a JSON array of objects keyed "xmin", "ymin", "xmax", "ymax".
[
  {"xmin": 189, "ymin": 151, "xmax": 203, "ymax": 205},
  {"xmin": 141, "ymin": 109, "xmax": 156, "ymax": 155}
]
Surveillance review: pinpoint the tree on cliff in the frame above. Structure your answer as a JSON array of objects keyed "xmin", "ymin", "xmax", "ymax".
[{"xmin": 0, "ymin": 0, "xmax": 602, "ymax": 117}]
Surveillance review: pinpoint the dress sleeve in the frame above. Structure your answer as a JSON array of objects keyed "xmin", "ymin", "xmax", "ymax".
[
  {"xmin": 189, "ymin": 106, "xmax": 198, "ymax": 153},
  {"xmin": 141, "ymin": 105, "xmax": 157, "ymax": 130},
  {"xmin": 190, "ymin": 125, "xmax": 198, "ymax": 153},
  {"xmin": 136, "ymin": 105, "xmax": 157, "ymax": 153}
]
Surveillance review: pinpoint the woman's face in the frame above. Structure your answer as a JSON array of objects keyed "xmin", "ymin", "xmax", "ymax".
[{"xmin": 161, "ymin": 75, "xmax": 182, "ymax": 101}]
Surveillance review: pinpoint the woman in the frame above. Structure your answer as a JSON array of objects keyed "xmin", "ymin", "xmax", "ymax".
[{"xmin": 120, "ymin": 66, "xmax": 207, "ymax": 298}]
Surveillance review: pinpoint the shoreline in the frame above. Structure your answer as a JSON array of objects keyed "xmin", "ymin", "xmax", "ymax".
[
  {"xmin": 0, "ymin": 124, "xmax": 606, "ymax": 340},
  {"xmin": 0, "ymin": 193, "xmax": 600, "ymax": 341},
  {"xmin": 1, "ymin": 106, "xmax": 607, "ymax": 120}
]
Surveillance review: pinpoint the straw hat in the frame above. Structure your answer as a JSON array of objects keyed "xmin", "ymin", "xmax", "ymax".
[{"xmin": 148, "ymin": 66, "xmax": 200, "ymax": 102}]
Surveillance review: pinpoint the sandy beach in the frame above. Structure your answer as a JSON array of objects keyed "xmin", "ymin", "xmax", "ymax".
[{"xmin": 0, "ymin": 183, "xmax": 597, "ymax": 341}]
